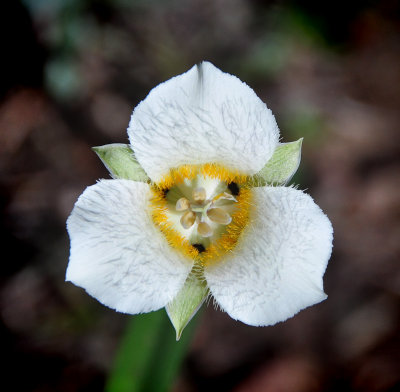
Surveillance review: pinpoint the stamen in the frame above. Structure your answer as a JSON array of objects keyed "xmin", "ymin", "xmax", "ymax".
[
  {"xmin": 176, "ymin": 197, "xmax": 190, "ymax": 211},
  {"xmin": 180, "ymin": 210, "xmax": 196, "ymax": 229},
  {"xmin": 207, "ymin": 207, "xmax": 232, "ymax": 225},
  {"xmin": 192, "ymin": 187, "xmax": 206, "ymax": 203},
  {"xmin": 150, "ymin": 164, "xmax": 251, "ymax": 265},
  {"xmin": 197, "ymin": 222, "xmax": 213, "ymax": 237}
]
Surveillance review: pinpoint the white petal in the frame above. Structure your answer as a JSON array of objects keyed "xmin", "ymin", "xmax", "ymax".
[
  {"xmin": 204, "ymin": 187, "xmax": 333, "ymax": 326},
  {"xmin": 128, "ymin": 61, "xmax": 279, "ymax": 182},
  {"xmin": 66, "ymin": 179, "xmax": 193, "ymax": 314}
]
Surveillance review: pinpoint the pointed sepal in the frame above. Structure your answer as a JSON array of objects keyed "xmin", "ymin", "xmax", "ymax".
[
  {"xmin": 250, "ymin": 138, "xmax": 303, "ymax": 186},
  {"xmin": 92, "ymin": 143, "xmax": 150, "ymax": 182},
  {"xmin": 166, "ymin": 268, "xmax": 208, "ymax": 340}
]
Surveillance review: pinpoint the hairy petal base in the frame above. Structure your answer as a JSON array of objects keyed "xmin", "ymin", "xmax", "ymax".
[
  {"xmin": 66, "ymin": 180, "xmax": 193, "ymax": 314},
  {"xmin": 204, "ymin": 187, "xmax": 333, "ymax": 326}
]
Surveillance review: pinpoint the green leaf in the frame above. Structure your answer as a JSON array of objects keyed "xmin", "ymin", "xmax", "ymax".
[
  {"xmin": 92, "ymin": 143, "xmax": 150, "ymax": 182},
  {"xmin": 166, "ymin": 268, "xmax": 208, "ymax": 341},
  {"xmin": 251, "ymin": 138, "xmax": 303, "ymax": 186}
]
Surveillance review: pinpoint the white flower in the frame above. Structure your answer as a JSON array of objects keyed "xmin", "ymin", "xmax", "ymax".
[{"xmin": 66, "ymin": 62, "xmax": 333, "ymax": 328}]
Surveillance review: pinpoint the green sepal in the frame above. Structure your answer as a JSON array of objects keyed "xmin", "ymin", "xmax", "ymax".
[
  {"xmin": 166, "ymin": 268, "xmax": 208, "ymax": 341},
  {"xmin": 92, "ymin": 143, "xmax": 150, "ymax": 182},
  {"xmin": 250, "ymin": 138, "xmax": 303, "ymax": 186}
]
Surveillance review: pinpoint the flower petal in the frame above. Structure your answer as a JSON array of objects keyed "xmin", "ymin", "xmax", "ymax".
[
  {"xmin": 204, "ymin": 186, "xmax": 333, "ymax": 326},
  {"xmin": 66, "ymin": 179, "xmax": 193, "ymax": 314},
  {"xmin": 128, "ymin": 61, "xmax": 279, "ymax": 182}
]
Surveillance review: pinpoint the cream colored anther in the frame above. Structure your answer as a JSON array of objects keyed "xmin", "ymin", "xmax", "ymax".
[
  {"xmin": 197, "ymin": 222, "xmax": 213, "ymax": 237},
  {"xmin": 180, "ymin": 210, "xmax": 196, "ymax": 229},
  {"xmin": 192, "ymin": 187, "xmax": 206, "ymax": 204},
  {"xmin": 176, "ymin": 197, "xmax": 190, "ymax": 211},
  {"xmin": 207, "ymin": 207, "xmax": 232, "ymax": 225}
]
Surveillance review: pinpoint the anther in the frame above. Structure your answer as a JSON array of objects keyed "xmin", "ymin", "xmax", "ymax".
[
  {"xmin": 207, "ymin": 207, "xmax": 232, "ymax": 225},
  {"xmin": 176, "ymin": 197, "xmax": 190, "ymax": 211},
  {"xmin": 197, "ymin": 222, "xmax": 213, "ymax": 237},
  {"xmin": 192, "ymin": 187, "xmax": 206, "ymax": 204},
  {"xmin": 180, "ymin": 210, "xmax": 196, "ymax": 229}
]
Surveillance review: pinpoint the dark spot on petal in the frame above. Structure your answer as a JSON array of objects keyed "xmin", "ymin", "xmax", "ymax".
[
  {"xmin": 162, "ymin": 188, "xmax": 170, "ymax": 198},
  {"xmin": 227, "ymin": 182, "xmax": 240, "ymax": 196},
  {"xmin": 192, "ymin": 243, "xmax": 205, "ymax": 253}
]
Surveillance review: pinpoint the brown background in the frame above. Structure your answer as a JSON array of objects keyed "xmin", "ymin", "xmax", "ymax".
[{"xmin": 1, "ymin": 0, "xmax": 399, "ymax": 391}]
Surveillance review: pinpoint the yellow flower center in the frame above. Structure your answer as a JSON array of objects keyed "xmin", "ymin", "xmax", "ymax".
[{"xmin": 149, "ymin": 164, "xmax": 252, "ymax": 266}]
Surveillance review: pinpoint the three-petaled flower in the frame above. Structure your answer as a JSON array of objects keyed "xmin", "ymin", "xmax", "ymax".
[{"xmin": 66, "ymin": 62, "xmax": 333, "ymax": 336}]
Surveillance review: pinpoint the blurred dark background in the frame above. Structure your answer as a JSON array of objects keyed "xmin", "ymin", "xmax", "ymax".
[{"xmin": 1, "ymin": 0, "xmax": 400, "ymax": 391}]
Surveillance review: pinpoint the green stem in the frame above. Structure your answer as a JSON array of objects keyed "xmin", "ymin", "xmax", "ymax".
[{"xmin": 105, "ymin": 310, "xmax": 197, "ymax": 392}]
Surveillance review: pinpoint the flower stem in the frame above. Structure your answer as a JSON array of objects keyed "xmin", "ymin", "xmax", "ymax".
[{"xmin": 105, "ymin": 310, "xmax": 197, "ymax": 392}]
